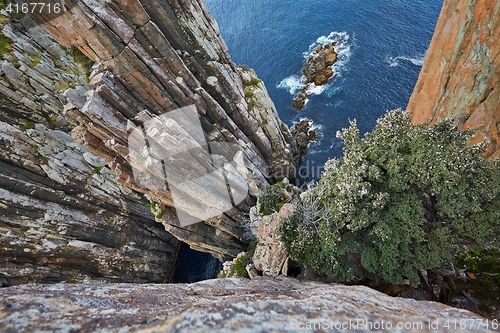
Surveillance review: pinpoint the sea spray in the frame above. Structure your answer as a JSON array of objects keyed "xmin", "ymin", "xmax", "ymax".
[{"xmin": 278, "ymin": 31, "xmax": 352, "ymax": 99}]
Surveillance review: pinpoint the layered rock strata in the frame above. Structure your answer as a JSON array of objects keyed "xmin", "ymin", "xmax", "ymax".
[
  {"xmin": 2, "ymin": 0, "xmax": 297, "ymax": 264},
  {"xmin": 408, "ymin": 0, "xmax": 500, "ymax": 158},
  {"xmin": 0, "ymin": 18, "xmax": 179, "ymax": 285},
  {"xmin": 0, "ymin": 276, "xmax": 492, "ymax": 333}
]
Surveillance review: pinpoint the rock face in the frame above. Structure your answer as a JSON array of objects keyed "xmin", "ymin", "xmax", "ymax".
[
  {"xmin": 252, "ymin": 203, "xmax": 294, "ymax": 277},
  {"xmin": 1, "ymin": 0, "xmax": 297, "ymax": 286},
  {"xmin": 407, "ymin": 0, "xmax": 500, "ymax": 158},
  {"xmin": 0, "ymin": 277, "xmax": 492, "ymax": 333},
  {"xmin": 0, "ymin": 18, "xmax": 179, "ymax": 285},
  {"xmin": 304, "ymin": 43, "xmax": 338, "ymax": 86}
]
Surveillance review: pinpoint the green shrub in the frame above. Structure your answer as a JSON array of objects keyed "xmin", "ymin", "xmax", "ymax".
[
  {"xmin": 233, "ymin": 253, "xmax": 249, "ymax": 278},
  {"xmin": 455, "ymin": 248, "xmax": 500, "ymax": 314},
  {"xmin": 28, "ymin": 53, "xmax": 41, "ymax": 67},
  {"xmin": 243, "ymin": 78, "xmax": 261, "ymax": 86},
  {"xmin": 0, "ymin": 13, "xmax": 9, "ymax": 26},
  {"xmin": 66, "ymin": 45, "xmax": 94, "ymax": 82},
  {"xmin": 19, "ymin": 121, "xmax": 35, "ymax": 131},
  {"xmin": 155, "ymin": 209, "xmax": 165, "ymax": 219},
  {"xmin": 0, "ymin": 32, "xmax": 13, "ymax": 54},
  {"xmin": 247, "ymin": 101, "xmax": 257, "ymax": 112},
  {"xmin": 281, "ymin": 109, "xmax": 500, "ymax": 286},
  {"xmin": 259, "ymin": 181, "xmax": 299, "ymax": 215},
  {"xmin": 92, "ymin": 166, "xmax": 103, "ymax": 174},
  {"xmin": 67, "ymin": 46, "xmax": 93, "ymax": 71}
]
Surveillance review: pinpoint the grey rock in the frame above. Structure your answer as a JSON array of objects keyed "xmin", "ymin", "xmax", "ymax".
[{"xmin": 0, "ymin": 277, "xmax": 492, "ymax": 333}]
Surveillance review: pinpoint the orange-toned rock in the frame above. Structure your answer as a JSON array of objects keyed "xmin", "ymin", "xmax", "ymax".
[{"xmin": 408, "ymin": 0, "xmax": 500, "ymax": 158}]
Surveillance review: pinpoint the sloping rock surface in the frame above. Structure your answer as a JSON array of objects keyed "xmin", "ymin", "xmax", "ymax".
[
  {"xmin": 1, "ymin": 0, "xmax": 298, "ymax": 287},
  {"xmin": 0, "ymin": 277, "xmax": 492, "ymax": 333}
]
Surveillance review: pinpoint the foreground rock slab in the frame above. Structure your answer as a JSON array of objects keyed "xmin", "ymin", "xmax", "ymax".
[{"xmin": 0, "ymin": 277, "xmax": 492, "ymax": 333}]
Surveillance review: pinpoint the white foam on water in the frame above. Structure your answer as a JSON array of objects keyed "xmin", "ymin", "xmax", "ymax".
[
  {"xmin": 277, "ymin": 74, "xmax": 307, "ymax": 95},
  {"xmin": 386, "ymin": 55, "xmax": 425, "ymax": 67},
  {"xmin": 306, "ymin": 83, "xmax": 327, "ymax": 96},
  {"xmin": 325, "ymin": 85, "xmax": 342, "ymax": 97},
  {"xmin": 292, "ymin": 118, "xmax": 324, "ymax": 145},
  {"xmin": 278, "ymin": 31, "xmax": 352, "ymax": 99}
]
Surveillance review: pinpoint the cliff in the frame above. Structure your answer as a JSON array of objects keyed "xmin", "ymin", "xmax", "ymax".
[
  {"xmin": 0, "ymin": 0, "xmax": 296, "ymax": 286},
  {"xmin": 407, "ymin": 0, "xmax": 500, "ymax": 158},
  {"xmin": 0, "ymin": 18, "xmax": 179, "ymax": 285},
  {"xmin": 0, "ymin": 276, "xmax": 492, "ymax": 333},
  {"xmin": 37, "ymin": 0, "xmax": 297, "ymax": 261}
]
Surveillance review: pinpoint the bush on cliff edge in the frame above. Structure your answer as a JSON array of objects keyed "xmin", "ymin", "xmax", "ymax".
[{"xmin": 281, "ymin": 109, "xmax": 500, "ymax": 286}]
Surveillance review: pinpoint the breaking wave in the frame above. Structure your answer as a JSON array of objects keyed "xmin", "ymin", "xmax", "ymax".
[
  {"xmin": 386, "ymin": 55, "xmax": 425, "ymax": 67},
  {"xmin": 277, "ymin": 31, "xmax": 352, "ymax": 99}
]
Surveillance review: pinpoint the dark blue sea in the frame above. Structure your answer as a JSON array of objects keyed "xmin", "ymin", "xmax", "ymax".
[{"xmin": 173, "ymin": 0, "xmax": 443, "ymax": 282}]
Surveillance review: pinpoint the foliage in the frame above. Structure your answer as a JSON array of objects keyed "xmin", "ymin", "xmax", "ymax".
[
  {"xmin": 155, "ymin": 209, "xmax": 165, "ymax": 219},
  {"xmin": 281, "ymin": 109, "xmax": 500, "ymax": 286},
  {"xmin": 149, "ymin": 200, "xmax": 165, "ymax": 219},
  {"xmin": 455, "ymin": 247, "xmax": 500, "ymax": 315},
  {"xmin": 19, "ymin": 121, "xmax": 35, "ymax": 131},
  {"xmin": 66, "ymin": 45, "xmax": 94, "ymax": 82},
  {"xmin": 92, "ymin": 166, "xmax": 103, "ymax": 174},
  {"xmin": 232, "ymin": 253, "xmax": 250, "ymax": 278},
  {"xmin": 247, "ymin": 101, "xmax": 257, "ymax": 112},
  {"xmin": 244, "ymin": 89, "xmax": 254, "ymax": 99},
  {"xmin": 28, "ymin": 53, "xmax": 41, "ymax": 67},
  {"xmin": 0, "ymin": 13, "xmax": 9, "ymax": 26},
  {"xmin": 67, "ymin": 45, "xmax": 93, "ymax": 71},
  {"xmin": 0, "ymin": 32, "xmax": 13, "ymax": 54},
  {"xmin": 243, "ymin": 78, "xmax": 261, "ymax": 86},
  {"xmin": 259, "ymin": 181, "xmax": 300, "ymax": 216}
]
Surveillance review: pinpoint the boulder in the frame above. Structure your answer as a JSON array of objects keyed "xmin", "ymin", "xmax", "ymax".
[{"xmin": 252, "ymin": 203, "xmax": 295, "ymax": 276}]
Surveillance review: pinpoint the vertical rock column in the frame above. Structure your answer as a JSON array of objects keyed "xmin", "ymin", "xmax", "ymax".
[
  {"xmin": 408, "ymin": 0, "xmax": 500, "ymax": 158},
  {"xmin": 0, "ymin": 18, "xmax": 179, "ymax": 285},
  {"xmin": 33, "ymin": 0, "xmax": 297, "ymax": 260}
]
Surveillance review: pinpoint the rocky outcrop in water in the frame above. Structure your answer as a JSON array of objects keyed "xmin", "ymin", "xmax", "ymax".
[
  {"xmin": 0, "ymin": 276, "xmax": 492, "ymax": 333},
  {"xmin": 408, "ymin": 0, "xmax": 500, "ymax": 159},
  {"xmin": 293, "ymin": 43, "xmax": 338, "ymax": 109},
  {"xmin": 291, "ymin": 119, "xmax": 317, "ymax": 159}
]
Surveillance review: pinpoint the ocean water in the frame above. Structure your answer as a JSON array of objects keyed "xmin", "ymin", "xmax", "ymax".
[
  {"xmin": 205, "ymin": 0, "xmax": 443, "ymax": 182},
  {"xmin": 173, "ymin": 0, "xmax": 443, "ymax": 282}
]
